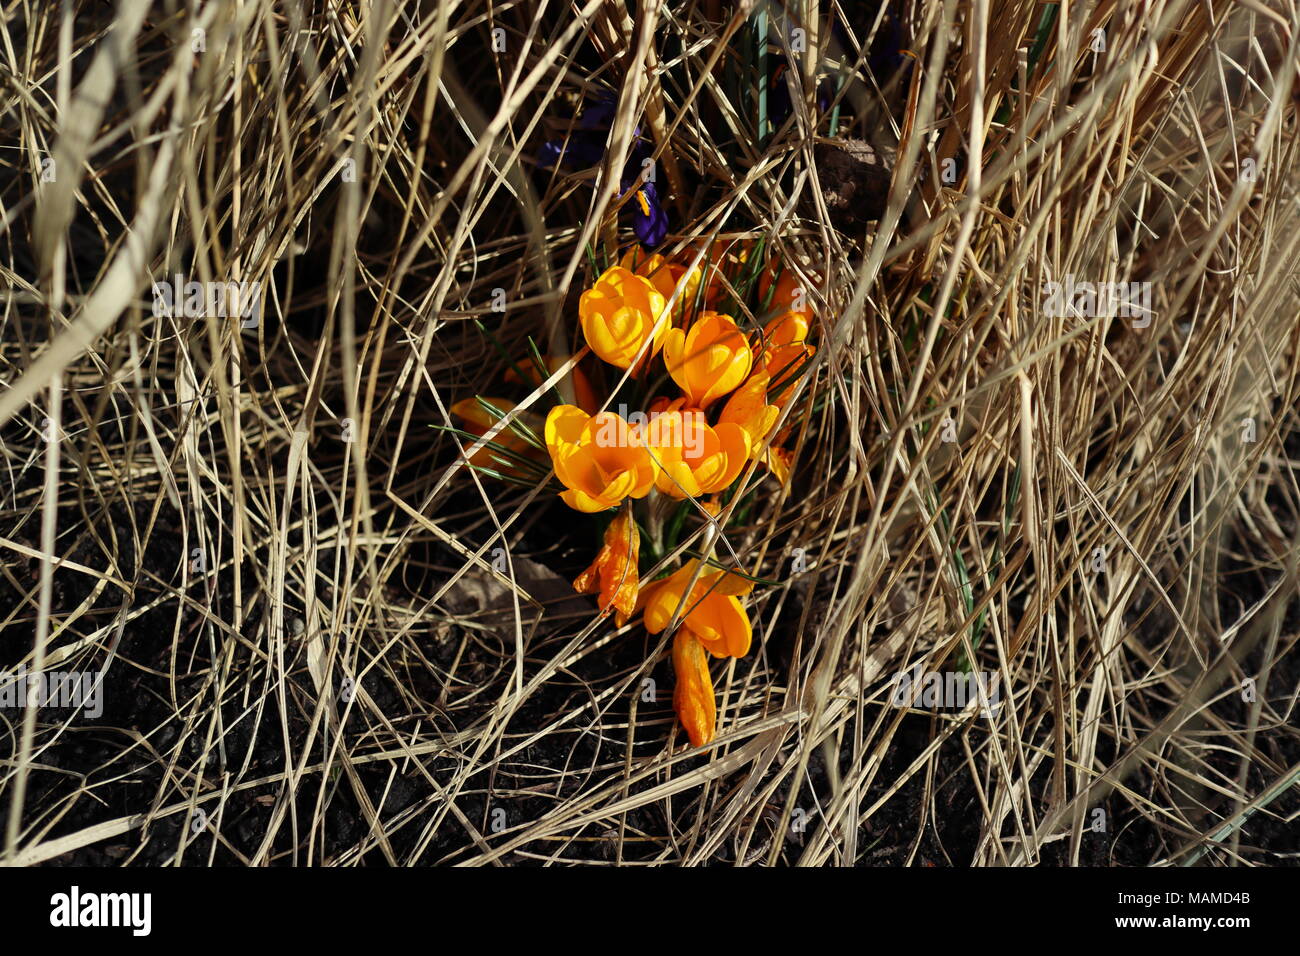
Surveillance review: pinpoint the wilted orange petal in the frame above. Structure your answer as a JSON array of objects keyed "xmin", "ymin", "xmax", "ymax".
[
  {"xmin": 573, "ymin": 510, "xmax": 641, "ymax": 623},
  {"xmin": 672, "ymin": 630, "xmax": 716, "ymax": 747},
  {"xmin": 764, "ymin": 446, "xmax": 794, "ymax": 484}
]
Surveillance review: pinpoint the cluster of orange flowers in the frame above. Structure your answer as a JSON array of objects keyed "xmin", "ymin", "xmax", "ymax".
[{"xmin": 455, "ymin": 245, "xmax": 817, "ymax": 747}]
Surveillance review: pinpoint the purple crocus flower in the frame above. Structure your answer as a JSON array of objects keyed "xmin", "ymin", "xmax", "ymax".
[
  {"xmin": 537, "ymin": 95, "xmax": 669, "ymax": 249},
  {"xmin": 626, "ymin": 177, "xmax": 668, "ymax": 247},
  {"xmin": 536, "ymin": 104, "xmax": 609, "ymax": 170}
]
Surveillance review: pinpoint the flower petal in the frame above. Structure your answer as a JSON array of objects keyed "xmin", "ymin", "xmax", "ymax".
[{"xmin": 672, "ymin": 630, "xmax": 716, "ymax": 747}]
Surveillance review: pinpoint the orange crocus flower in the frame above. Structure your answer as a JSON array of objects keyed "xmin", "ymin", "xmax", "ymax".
[
  {"xmin": 640, "ymin": 399, "xmax": 750, "ymax": 499},
  {"xmin": 545, "ymin": 404, "xmax": 658, "ymax": 513},
  {"xmin": 720, "ymin": 370, "xmax": 796, "ymax": 483},
  {"xmin": 699, "ymin": 241, "xmax": 753, "ymax": 307},
  {"xmin": 756, "ymin": 340, "xmax": 816, "ymax": 409},
  {"xmin": 578, "ymin": 265, "xmax": 669, "ymax": 370},
  {"xmin": 450, "ymin": 397, "xmax": 543, "ymax": 474},
  {"xmin": 662, "ymin": 311, "xmax": 752, "ymax": 409},
  {"xmin": 642, "ymin": 559, "xmax": 755, "ymax": 658},
  {"xmin": 618, "ymin": 250, "xmax": 702, "ymax": 318},
  {"xmin": 762, "ymin": 310, "xmax": 810, "ymax": 348},
  {"xmin": 573, "ymin": 509, "xmax": 640, "ymax": 624},
  {"xmin": 719, "ymin": 370, "xmax": 780, "ymax": 448},
  {"xmin": 758, "ymin": 262, "xmax": 816, "ymax": 318},
  {"xmin": 672, "ymin": 630, "xmax": 716, "ymax": 747}
]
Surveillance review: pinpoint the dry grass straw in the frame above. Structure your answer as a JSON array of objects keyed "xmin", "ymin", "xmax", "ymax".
[{"xmin": 0, "ymin": 0, "xmax": 1298, "ymax": 865}]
